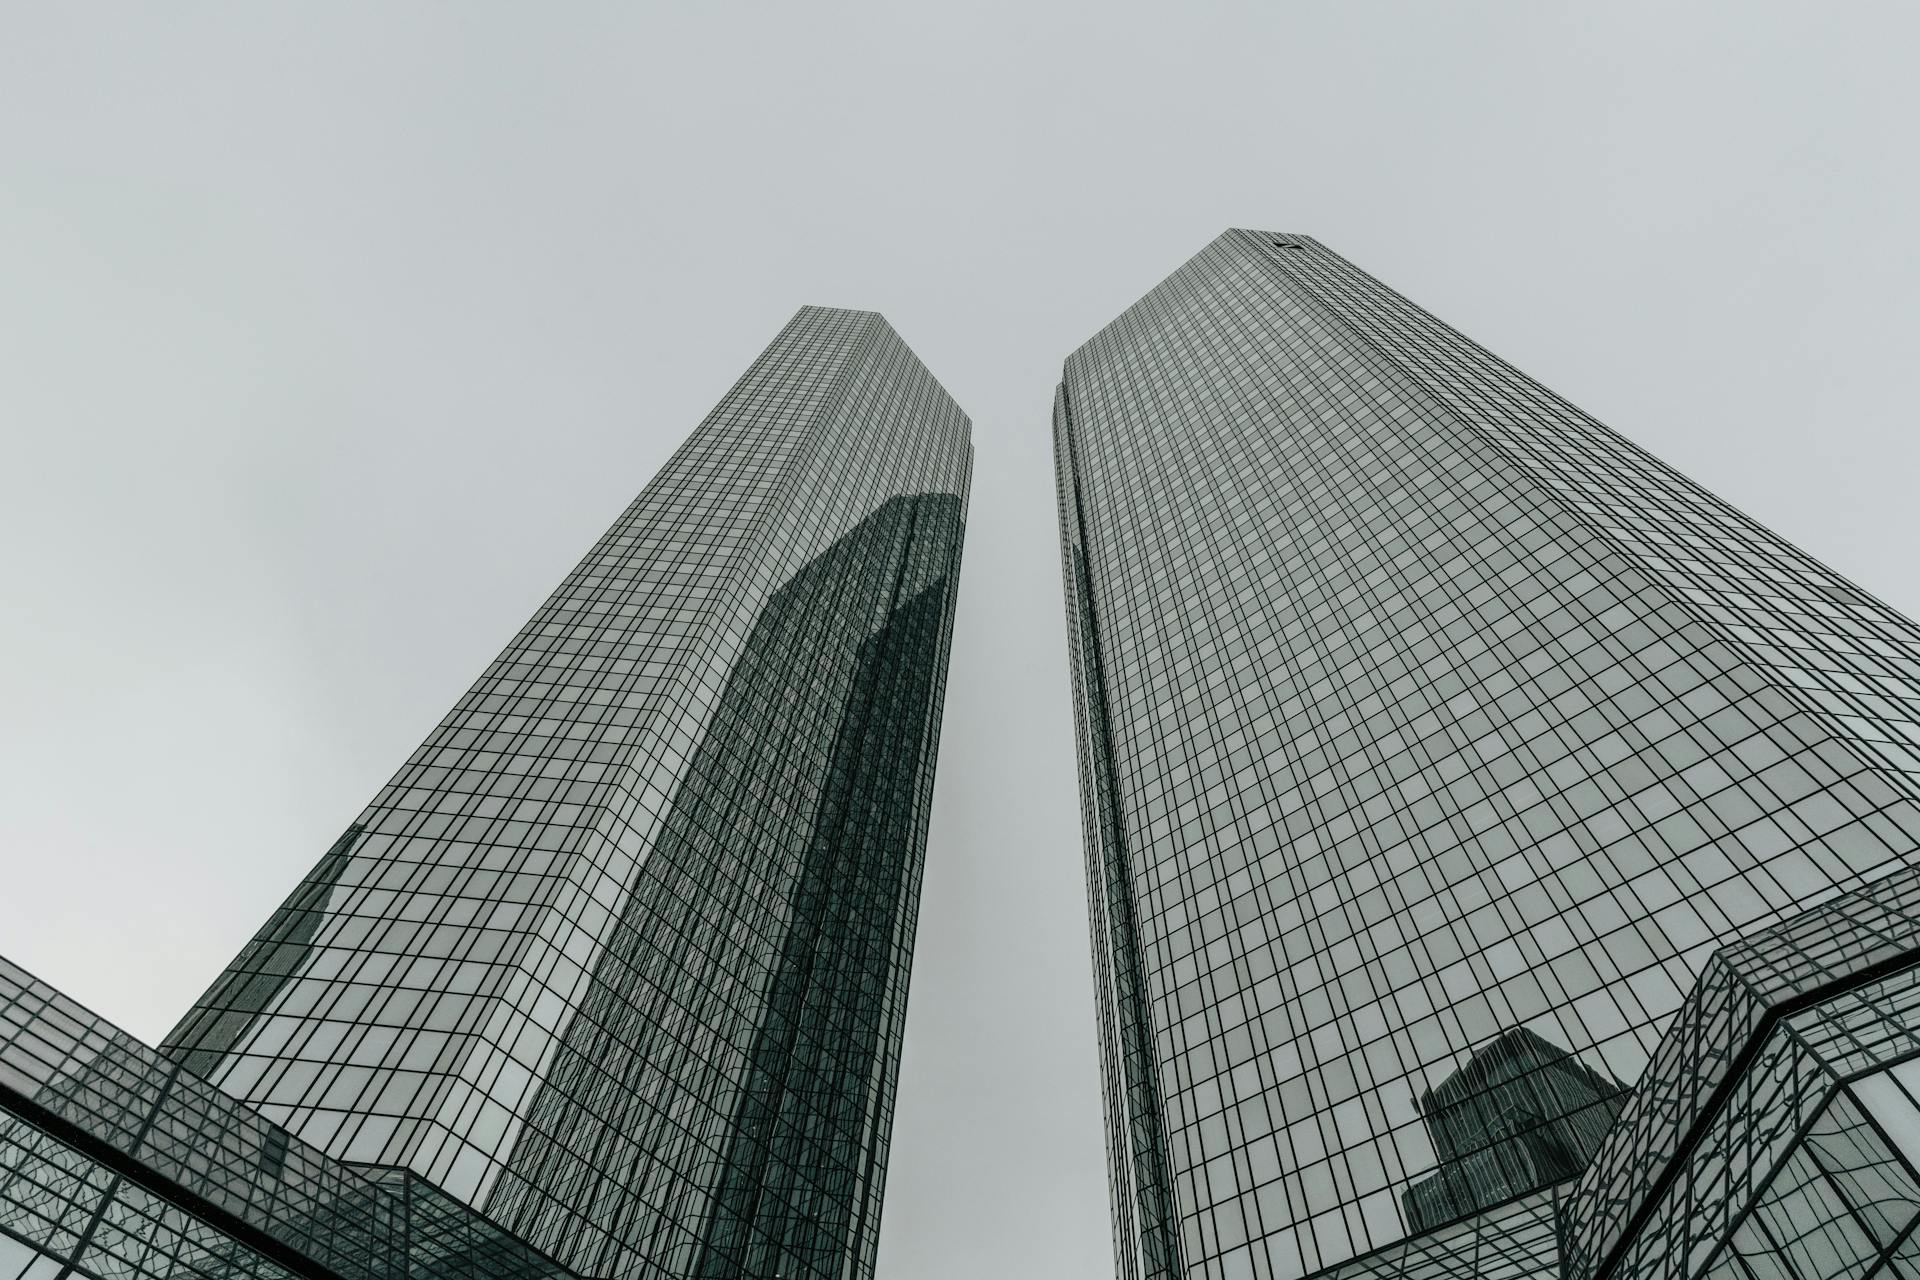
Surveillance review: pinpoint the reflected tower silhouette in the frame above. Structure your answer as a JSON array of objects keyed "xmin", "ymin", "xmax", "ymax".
[
  {"xmin": 1400, "ymin": 1027, "xmax": 1628, "ymax": 1233},
  {"xmin": 490, "ymin": 494, "xmax": 965, "ymax": 1280}
]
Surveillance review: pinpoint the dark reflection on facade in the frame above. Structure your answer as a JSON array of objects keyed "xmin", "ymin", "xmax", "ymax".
[
  {"xmin": 698, "ymin": 505, "xmax": 958, "ymax": 1279},
  {"xmin": 490, "ymin": 495, "xmax": 965, "ymax": 1280},
  {"xmin": 1400, "ymin": 1028, "xmax": 1627, "ymax": 1233},
  {"xmin": 163, "ymin": 825, "xmax": 362, "ymax": 1080}
]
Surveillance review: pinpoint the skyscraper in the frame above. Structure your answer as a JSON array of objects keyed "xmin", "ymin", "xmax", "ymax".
[
  {"xmin": 1055, "ymin": 231, "xmax": 1920, "ymax": 1280},
  {"xmin": 0, "ymin": 305, "xmax": 970, "ymax": 1280}
]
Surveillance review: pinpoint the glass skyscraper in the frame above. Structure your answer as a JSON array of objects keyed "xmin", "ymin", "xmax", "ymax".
[
  {"xmin": 0, "ymin": 305, "xmax": 970, "ymax": 1280},
  {"xmin": 1055, "ymin": 231, "xmax": 1920, "ymax": 1280}
]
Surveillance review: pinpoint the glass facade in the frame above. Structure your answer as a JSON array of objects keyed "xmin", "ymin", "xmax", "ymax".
[
  {"xmin": 1054, "ymin": 231, "xmax": 1920, "ymax": 1279},
  {"xmin": 0, "ymin": 305, "xmax": 972, "ymax": 1280}
]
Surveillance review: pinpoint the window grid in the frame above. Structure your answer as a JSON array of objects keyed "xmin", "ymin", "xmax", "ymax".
[{"xmin": 1057, "ymin": 231, "xmax": 1920, "ymax": 1279}]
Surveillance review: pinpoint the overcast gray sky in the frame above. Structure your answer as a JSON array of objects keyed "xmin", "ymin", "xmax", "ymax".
[{"xmin": 3, "ymin": 5, "xmax": 1918, "ymax": 1277}]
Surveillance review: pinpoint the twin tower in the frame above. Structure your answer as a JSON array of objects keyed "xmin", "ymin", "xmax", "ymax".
[{"xmin": 6, "ymin": 232, "xmax": 1920, "ymax": 1280}]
